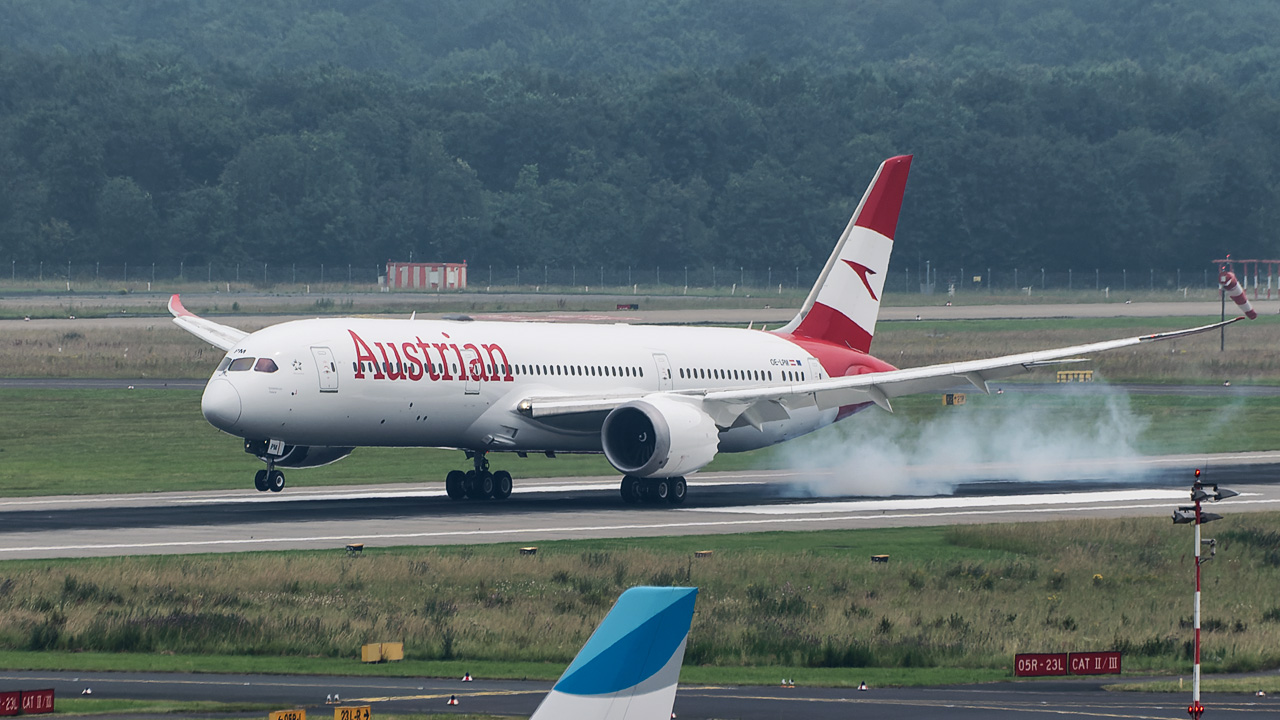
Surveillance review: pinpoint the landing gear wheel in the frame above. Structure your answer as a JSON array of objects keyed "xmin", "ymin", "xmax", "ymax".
[
  {"xmin": 621, "ymin": 476, "xmax": 642, "ymax": 504},
  {"xmin": 476, "ymin": 471, "xmax": 495, "ymax": 499},
  {"xmin": 267, "ymin": 469, "xmax": 285, "ymax": 492},
  {"xmin": 667, "ymin": 477, "xmax": 687, "ymax": 505},
  {"xmin": 652, "ymin": 478, "xmax": 670, "ymax": 502},
  {"xmin": 254, "ymin": 469, "xmax": 269, "ymax": 492},
  {"xmin": 445, "ymin": 470, "xmax": 466, "ymax": 500},
  {"xmin": 492, "ymin": 471, "xmax": 513, "ymax": 500},
  {"xmin": 462, "ymin": 470, "xmax": 478, "ymax": 498}
]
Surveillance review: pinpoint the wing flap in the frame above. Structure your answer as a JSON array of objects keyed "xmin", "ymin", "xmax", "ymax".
[{"xmin": 168, "ymin": 295, "xmax": 249, "ymax": 351}]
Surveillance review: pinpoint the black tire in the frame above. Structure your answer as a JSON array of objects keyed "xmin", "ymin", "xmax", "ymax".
[
  {"xmin": 652, "ymin": 478, "xmax": 670, "ymax": 502},
  {"xmin": 620, "ymin": 476, "xmax": 642, "ymax": 504},
  {"xmin": 492, "ymin": 470, "xmax": 513, "ymax": 500},
  {"xmin": 668, "ymin": 477, "xmax": 687, "ymax": 505},
  {"xmin": 477, "ymin": 472, "xmax": 495, "ymax": 499},
  {"xmin": 462, "ymin": 470, "xmax": 477, "ymax": 498},
  {"xmin": 445, "ymin": 470, "xmax": 466, "ymax": 500},
  {"xmin": 254, "ymin": 469, "xmax": 269, "ymax": 492},
  {"xmin": 267, "ymin": 469, "xmax": 285, "ymax": 492}
]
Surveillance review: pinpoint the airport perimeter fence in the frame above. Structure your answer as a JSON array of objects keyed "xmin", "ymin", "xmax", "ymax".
[{"xmin": 0, "ymin": 261, "xmax": 1255, "ymax": 297}]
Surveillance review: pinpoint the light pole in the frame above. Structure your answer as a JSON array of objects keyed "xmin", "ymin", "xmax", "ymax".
[{"xmin": 1172, "ymin": 469, "xmax": 1237, "ymax": 720}]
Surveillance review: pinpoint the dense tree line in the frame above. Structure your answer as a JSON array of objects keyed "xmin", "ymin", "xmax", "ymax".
[{"xmin": 2, "ymin": 1, "xmax": 1280, "ymax": 275}]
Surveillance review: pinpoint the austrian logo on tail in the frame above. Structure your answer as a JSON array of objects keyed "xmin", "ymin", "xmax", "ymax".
[{"xmin": 776, "ymin": 154, "xmax": 911, "ymax": 353}]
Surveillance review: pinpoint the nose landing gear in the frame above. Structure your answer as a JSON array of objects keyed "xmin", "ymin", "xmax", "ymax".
[
  {"xmin": 253, "ymin": 466, "xmax": 286, "ymax": 492},
  {"xmin": 445, "ymin": 451, "xmax": 513, "ymax": 501}
]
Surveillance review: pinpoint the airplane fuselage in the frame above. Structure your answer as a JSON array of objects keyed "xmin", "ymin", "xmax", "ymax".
[{"xmin": 202, "ymin": 317, "xmax": 890, "ymax": 455}]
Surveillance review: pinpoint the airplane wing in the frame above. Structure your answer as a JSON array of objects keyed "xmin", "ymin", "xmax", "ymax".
[
  {"xmin": 520, "ymin": 318, "xmax": 1242, "ymax": 429},
  {"xmin": 167, "ymin": 294, "xmax": 249, "ymax": 351}
]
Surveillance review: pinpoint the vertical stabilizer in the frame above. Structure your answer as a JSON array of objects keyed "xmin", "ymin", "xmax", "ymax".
[
  {"xmin": 775, "ymin": 155, "xmax": 912, "ymax": 352},
  {"xmin": 529, "ymin": 586, "xmax": 698, "ymax": 720}
]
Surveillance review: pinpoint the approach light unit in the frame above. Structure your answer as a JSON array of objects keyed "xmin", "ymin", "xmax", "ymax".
[
  {"xmin": 1177, "ymin": 468, "xmax": 1237, "ymax": 720},
  {"xmin": 1191, "ymin": 484, "xmax": 1238, "ymax": 503}
]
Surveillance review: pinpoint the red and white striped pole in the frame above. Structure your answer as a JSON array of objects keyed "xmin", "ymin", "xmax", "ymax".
[{"xmin": 1190, "ymin": 490, "xmax": 1204, "ymax": 720}]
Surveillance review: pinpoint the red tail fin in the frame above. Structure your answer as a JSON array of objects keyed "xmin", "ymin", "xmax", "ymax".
[{"xmin": 776, "ymin": 155, "xmax": 912, "ymax": 351}]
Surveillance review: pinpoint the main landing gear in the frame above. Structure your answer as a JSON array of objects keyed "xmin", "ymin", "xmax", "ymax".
[
  {"xmin": 253, "ymin": 465, "xmax": 286, "ymax": 493},
  {"xmin": 620, "ymin": 475, "xmax": 687, "ymax": 505},
  {"xmin": 445, "ymin": 451, "xmax": 513, "ymax": 501}
]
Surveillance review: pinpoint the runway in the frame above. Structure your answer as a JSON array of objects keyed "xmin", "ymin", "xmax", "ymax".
[
  {"xmin": 1, "ymin": 668, "xmax": 1276, "ymax": 719},
  {"xmin": 2, "ymin": 452, "xmax": 1279, "ymax": 560}
]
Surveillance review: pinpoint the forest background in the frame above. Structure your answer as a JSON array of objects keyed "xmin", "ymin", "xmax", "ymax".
[{"xmin": 2, "ymin": 0, "xmax": 1279, "ymax": 286}]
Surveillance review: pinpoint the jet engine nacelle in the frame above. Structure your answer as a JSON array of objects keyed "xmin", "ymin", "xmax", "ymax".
[
  {"xmin": 244, "ymin": 439, "xmax": 355, "ymax": 468},
  {"xmin": 601, "ymin": 396, "xmax": 719, "ymax": 478}
]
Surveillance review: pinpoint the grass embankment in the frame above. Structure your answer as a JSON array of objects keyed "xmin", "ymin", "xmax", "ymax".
[
  {"xmin": 3, "ymin": 521, "xmax": 1280, "ymax": 684},
  {"xmin": 0, "ymin": 286, "xmax": 801, "ymax": 320},
  {"xmin": 3, "ymin": 389, "xmax": 1280, "ymax": 497},
  {"xmin": 3, "ymin": 311, "xmax": 1276, "ymax": 380},
  {"xmin": 53, "ymin": 698, "xmax": 280, "ymax": 716}
]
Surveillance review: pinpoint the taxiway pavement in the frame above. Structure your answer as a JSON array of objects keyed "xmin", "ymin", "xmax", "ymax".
[{"xmin": 1, "ymin": 669, "xmax": 1276, "ymax": 719}]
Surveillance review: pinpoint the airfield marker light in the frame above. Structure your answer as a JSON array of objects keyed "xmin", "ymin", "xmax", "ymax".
[{"xmin": 1176, "ymin": 470, "xmax": 1237, "ymax": 720}]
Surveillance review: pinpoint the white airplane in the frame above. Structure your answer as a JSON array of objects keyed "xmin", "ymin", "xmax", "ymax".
[{"xmin": 170, "ymin": 155, "xmax": 1239, "ymax": 503}]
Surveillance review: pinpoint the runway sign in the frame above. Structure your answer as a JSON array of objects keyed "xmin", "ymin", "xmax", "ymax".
[
  {"xmin": 335, "ymin": 707, "xmax": 370, "ymax": 720},
  {"xmin": 20, "ymin": 689, "xmax": 54, "ymax": 715},
  {"xmin": 1015, "ymin": 652, "xmax": 1122, "ymax": 676},
  {"xmin": 0, "ymin": 691, "xmax": 18, "ymax": 716},
  {"xmin": 1014, "ymin": 653, "xmax": 1067, "ymax": 676},
  {"xmin": 1070, "ymin": 651, "xmax": 1121, "ymax": 675},
  {"xmin": 269, "ymin": 710, "xmax": 306, "ymax": 720}
]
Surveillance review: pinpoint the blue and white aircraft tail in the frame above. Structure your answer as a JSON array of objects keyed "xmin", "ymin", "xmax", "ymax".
[{"xmin": 530, "ymin": 586, "xmax": 698, "ymax": 720}]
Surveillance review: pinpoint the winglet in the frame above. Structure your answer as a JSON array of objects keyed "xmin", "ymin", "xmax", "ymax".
[
  {"xmin": 168, "ymin": 294, "xmax": 194, "ymax": 318},
  {"xmin": 530, "ymin": 586, "xmax": 698, "ymax": 720},
  {"xmin": 167, "ymin": 294, "xmax": 250, "ymax": 352}
]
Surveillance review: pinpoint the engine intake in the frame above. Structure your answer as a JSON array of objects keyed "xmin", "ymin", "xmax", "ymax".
[{"xmin": 601, "ymin": 396, "xmax": 719, "ymax": 478}]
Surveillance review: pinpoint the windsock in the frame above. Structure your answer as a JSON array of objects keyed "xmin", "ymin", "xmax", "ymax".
[{"xmin": 1219, "ymin": 271, "xmax": 1257, "ymax": 319}]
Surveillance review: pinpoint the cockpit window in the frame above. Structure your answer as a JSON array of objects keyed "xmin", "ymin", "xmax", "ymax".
[
  {"xmin": 227, "ymin": 357, "xmax": 255, "ymax": 372},
  {"xmin": 253, "ymin": 358, "xmax": 279, "ymax": 373},
  {"xmin": 217, "ymin": 357, "xmax": 233, "ymax": 372}
]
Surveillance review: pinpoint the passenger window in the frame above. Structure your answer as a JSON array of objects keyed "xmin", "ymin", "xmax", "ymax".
[
  {"xmin": 254, "ymin": 358, "xmax": 279, "ymax": 373},
  {"xmin": 228, "ymin": 357, "xmax": 255, "ymax": 372}
]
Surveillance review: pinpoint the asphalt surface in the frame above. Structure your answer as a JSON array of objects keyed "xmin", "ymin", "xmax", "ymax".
[
  {"xmin": 3, "ymin": 452, "xmax": 1280, "ymax": 560},
  {"xmin": 1, "ymin": 668, "xmax": 1277, "ymax": 719}
]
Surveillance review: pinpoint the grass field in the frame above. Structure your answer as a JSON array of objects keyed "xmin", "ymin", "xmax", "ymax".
[
  {"xmin": 2, "ymin": 520, "xmax": 1279, "ymax": 684},
  {"xmin": 53, "ymin": 698, "xmax": 281, "ymax": 716},
  {"xmin": 2, "ymin": 310, "xmax": 1276, "ymax": 380},
  {"xmin": 3, "ymin": 389, "xmax": 1280, "ymax": 496}
]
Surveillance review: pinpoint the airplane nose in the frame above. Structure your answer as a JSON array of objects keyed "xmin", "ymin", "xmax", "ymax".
[{"xmin": 202, "ymin": 378, "xmax": 242, "ymax": 430}]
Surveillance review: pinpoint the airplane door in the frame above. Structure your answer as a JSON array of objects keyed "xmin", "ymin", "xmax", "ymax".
[
  {"xmin": 807, "ymin": 357, "xmax": 825, "ymax": 381},
  {"xmin": 462, "ymin": 347, "xmax": 481, "ymax": 395},
  {"xmin": 311, "ymin": 346, "xmax": 339, "ymax": 393},
  {"xmin": 653, "ymin": 353, "xmax": 673, "ymax": 391}
]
